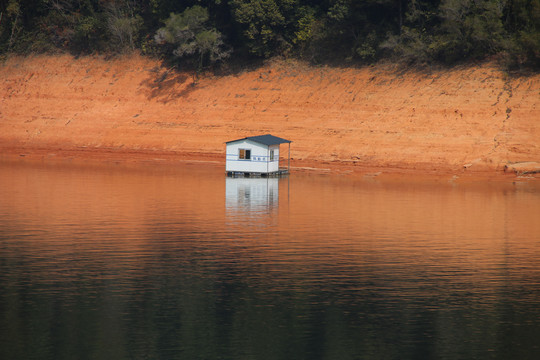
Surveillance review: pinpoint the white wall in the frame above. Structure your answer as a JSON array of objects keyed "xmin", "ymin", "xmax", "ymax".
[
  {"xmin": 268, "ymin": 144, "xmax": 280, "ymax": 172},
  {"xmin": 226, "ymin": 140, "xmax": 282, "ymax": 173}
]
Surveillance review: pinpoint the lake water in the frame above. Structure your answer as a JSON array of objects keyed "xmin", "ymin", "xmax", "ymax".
[{"xmin": 1, "ymin": 159, "xmax": 539, "ymax": 360}]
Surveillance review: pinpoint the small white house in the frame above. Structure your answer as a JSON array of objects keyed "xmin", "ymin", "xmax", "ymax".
[{"xmin": 225, "ymin": 134, "xmax": 291, "ymax": 176}]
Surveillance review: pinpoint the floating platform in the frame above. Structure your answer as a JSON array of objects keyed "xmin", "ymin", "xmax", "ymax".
[{"xmin": 226, "ymin": 169, "xmax": 290, "ymax": 178}]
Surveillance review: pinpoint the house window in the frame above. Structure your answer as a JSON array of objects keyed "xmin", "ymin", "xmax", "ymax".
[
  {"xmin": 239, "ymin": 149, "xmax": 251, "ymax": 160},
  {"xmin": 270, "ymin": 150, "xmax": 275, "ymax": 161}
]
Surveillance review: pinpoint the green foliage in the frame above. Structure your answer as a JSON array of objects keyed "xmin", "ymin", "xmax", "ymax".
[
  {"xmin": 504, "ymin": 0, "xmax": 540, "ymax": 68},
  {"xmin": 231, "ymin": 0, "xmax": 290, "ymax": 57},
  {"xmin": 381, "ymin": 0, "xmax": 513, "ymax": 65},
  {"xmin": 155, "ymin": 6, "xmax": 230, "ymax": 75},
  {"xmin": 355, "ymin": 30, "xmax": 378, "ymax": 61},
  {"xmin": 2, "ymin": 0, "xmax": 23, "ymax": 51},
  {"xmin": 0, "ymin": 0, "xmax": 538, "ymax": 69},
  {"xmin": 431, "ymin": 0, "xmax": 506, "ymax": 63},
  {"xmin": 106, "ymin": 1, "xmax": 143, "ymax": 52},
  {"xmin": 292, "ymin": 6, "xmax": 316, "ymax": 45},
  {"xmin": 71, "ymin": 14, "xmax": 107, "ymax": 53},
  {"xmin": 381, "ymin": 27, "xmax": 432, "ymax": 64}
]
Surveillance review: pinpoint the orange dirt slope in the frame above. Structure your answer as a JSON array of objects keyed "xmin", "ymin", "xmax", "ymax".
[{"xmin": 1, "ymin": 53, "xmax": 539, "ymax": 176}]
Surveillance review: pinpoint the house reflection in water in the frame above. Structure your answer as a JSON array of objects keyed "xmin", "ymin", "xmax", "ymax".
[{"xmin": 225, "ymin": 177, "xmax": 281, "ymax": 226}]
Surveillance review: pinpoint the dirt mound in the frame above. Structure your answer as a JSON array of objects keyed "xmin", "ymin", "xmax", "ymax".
[{"xmin": 1, "ymin": 54, "xmax": 539, "ymax": 177}]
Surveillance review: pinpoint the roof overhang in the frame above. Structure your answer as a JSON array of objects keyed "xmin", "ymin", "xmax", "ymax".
[{"xmin": 226, "ymin": 134, "xmax": 291, "ymax": 146}]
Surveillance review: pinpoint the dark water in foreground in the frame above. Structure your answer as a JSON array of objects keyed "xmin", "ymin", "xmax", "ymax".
[{"xmin": 1, "ymin": 159, "xmax": 539, "ymax": 360}]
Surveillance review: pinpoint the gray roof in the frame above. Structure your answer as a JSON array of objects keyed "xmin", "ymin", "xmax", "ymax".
[{"xmin": 226, "ymin": 134, "xmax": 291, "ymax": 146}]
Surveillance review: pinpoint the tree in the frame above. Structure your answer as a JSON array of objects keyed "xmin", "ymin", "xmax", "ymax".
[
  {"xmin": 155, "ymin": 6, "xmax": 230, "ymax": 79},
  {"xmin": 106, "ymin": 0, "xmax": 143, "ymax": 52},
  {"xmin": 40, "ymin": 0, "xmax": 108, "ymax": 53},
  {"xmin": 291, "ymin": 5, "xmax": 317, "ymax": 53},
  {"xmin": 380, "ymin": 0, "xmax": 439, "ymax": 64},
  {"xmin": 432, "ymin": 0, "xmax": 506, "ymax": 63},
  {"xmin": 318, "ymin": 0, "xmax": 393, "ymax": 62},
  {"xmin": 230, "ymin": 0, "xmax": 289, "ymax": 57},
  {"xmin": 504, "ymin": 0, "xmax": 540, "ymax": 67},
  {"xmin": 4, "ymin": 0, "xmax": 22, "ymax": 51}
]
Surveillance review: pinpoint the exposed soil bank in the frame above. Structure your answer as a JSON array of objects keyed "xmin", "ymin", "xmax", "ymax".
[{"xmin": 1, "ymin": 54, "xmax": 539, "ymax": 180}]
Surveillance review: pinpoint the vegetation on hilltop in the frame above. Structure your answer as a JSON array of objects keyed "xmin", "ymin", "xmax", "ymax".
[{"xmin": 1, "ymin": 0, "xmax": 539, "ymax": 70}]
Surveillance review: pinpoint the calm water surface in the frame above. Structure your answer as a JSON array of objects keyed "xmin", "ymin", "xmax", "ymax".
[{"xmin": 1, "ymin": 159, "xmax": 539, "ymax": 360}]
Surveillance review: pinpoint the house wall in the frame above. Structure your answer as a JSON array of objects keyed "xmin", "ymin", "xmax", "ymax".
[
  {"xmin": 226, "ymin": 140, "xmax": 281, "ymax": 173},
  {"xmin": 268, "ymin": 144, "xmax": 280, "ymax": 172}
]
